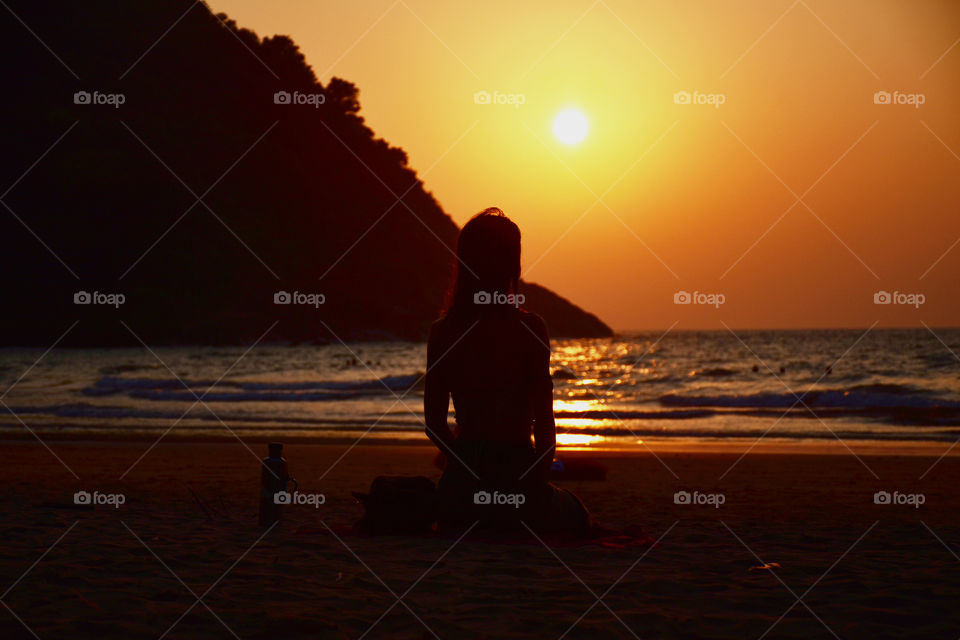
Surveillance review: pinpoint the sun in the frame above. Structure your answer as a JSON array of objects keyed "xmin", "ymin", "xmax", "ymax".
[{"xmin": 553, "ymin": 108, "xmax": 588, "ymax": 145}]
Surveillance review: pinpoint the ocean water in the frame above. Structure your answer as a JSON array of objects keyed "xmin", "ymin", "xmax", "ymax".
[{"xmin": 1, "ymin": 329, "xmax": 958, "ymax": 448}]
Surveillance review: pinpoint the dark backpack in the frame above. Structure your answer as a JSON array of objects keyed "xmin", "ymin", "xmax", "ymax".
[{"xmin": 352, "ymin": 476, "xmax": 436, "ymax": 534}]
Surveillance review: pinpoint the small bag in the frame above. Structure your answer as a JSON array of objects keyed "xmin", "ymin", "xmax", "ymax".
[{"xmin": 352, "ymin": 476, "xmax": 436, "ymax": 534}]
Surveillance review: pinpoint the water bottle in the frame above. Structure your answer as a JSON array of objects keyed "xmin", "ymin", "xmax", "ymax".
[{"xmin": 259, "ymin": 442, "xmax": 297, "ymax": 526}]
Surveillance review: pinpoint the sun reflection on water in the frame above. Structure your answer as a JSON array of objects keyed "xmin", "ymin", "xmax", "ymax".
[
  {"xmin": 553, "ymin": 399, "xmax": 596, "ymax": 413},
  {"xmin": 555, "ymin": 433, "xmax": 605, "ymax": 447}
]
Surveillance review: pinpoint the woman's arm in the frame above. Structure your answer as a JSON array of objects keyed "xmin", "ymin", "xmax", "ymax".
[
  {"xmin": 532, "ymin": 386, "xmax": 556, "ymax": 483},
  {"xmin": 529, "ymin": 316, "xmax": 556, "ymax": 482},
  {"xmin": 424, "ymin": 322, "xmax": 455, "ymax": 452}
]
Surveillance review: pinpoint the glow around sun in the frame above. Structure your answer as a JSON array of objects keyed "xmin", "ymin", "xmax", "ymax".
[{"xmin": 553, "ymin": 108, "xmax": 588, "ymax": 145}]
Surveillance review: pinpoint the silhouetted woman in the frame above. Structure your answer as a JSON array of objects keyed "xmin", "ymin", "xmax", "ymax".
[{"xmin": 424, "ymin": 207, "xmax": 589, "ymax": 535}]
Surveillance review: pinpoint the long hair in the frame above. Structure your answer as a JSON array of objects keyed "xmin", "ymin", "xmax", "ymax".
[{"xmin": 445, "ymin": 207, "xmax": 521, "ymax": 318}]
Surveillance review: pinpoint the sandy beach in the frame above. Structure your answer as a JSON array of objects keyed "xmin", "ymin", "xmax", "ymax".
[{"xmin": 2, "ymin": 440, "xmax": 959, "ymax": 639}]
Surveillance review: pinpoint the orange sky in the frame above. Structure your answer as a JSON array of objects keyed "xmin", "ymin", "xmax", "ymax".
[{"xmin": 212, "ymin": 0, "xmax": 959, "ymax": 330}]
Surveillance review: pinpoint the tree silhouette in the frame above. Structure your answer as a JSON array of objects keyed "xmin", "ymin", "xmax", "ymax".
[{"xmin": 0, "ymin": 0, "xmax": 611, "ymax": 345}]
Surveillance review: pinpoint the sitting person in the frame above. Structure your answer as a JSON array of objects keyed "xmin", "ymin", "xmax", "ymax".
[{"xmin": 424, "ymin": 208, "xmax": 589, "ymax": 537}]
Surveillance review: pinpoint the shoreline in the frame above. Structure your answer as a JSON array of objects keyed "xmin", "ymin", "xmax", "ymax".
[{"xmin": 3, "ymin": 434, "xmax": 958, "ymax": 457}]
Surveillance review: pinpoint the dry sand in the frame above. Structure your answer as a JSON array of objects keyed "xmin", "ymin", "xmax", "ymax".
[{"xmin": 1, "ymin": 440, "xmax": 959, "ymax": 639}]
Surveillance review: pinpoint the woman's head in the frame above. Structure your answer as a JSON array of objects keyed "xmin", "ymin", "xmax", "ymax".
[{"xmin": 447, "ymin": 207, "xmax": 521, "ymax": 315}]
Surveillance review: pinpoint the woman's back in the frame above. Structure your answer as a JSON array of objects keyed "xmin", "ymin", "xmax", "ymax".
[{"xmin": 428, "ymin": 307, "xmax": 552, "ymax": 444}]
